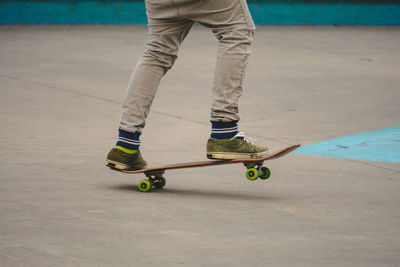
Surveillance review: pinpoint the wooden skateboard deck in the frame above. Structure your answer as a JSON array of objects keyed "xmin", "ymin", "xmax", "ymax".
[{"xmin": 107, "ymin": 144, "xmax": 300, "ymax": 192}]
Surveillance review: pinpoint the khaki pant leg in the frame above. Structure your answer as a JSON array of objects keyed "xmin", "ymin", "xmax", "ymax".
[
  {"xmin": 120, "ymin": 13, "xmax": 194, "ymax": 133},
  {"xmin": 184, "ymin": 0, "xmax": 256, "ymax": 122}
]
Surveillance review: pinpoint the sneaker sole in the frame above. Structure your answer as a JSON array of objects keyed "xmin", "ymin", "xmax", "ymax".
[
  {"xmin": 105, "ymin": 159, "xmax": 129, "ymax": 170},
  {"xmin": 207, "ymin": 151, "xmax": 269, "ymax": 160},
  {"xmin": 105, "ymin": 159, "xmax": 147, "ymax": 171}
]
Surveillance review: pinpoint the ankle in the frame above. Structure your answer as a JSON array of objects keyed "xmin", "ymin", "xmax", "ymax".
[
  {"xmin": 116, "ymin": 129, "xmax": 141, "ymax": 150},
  {"xmin": 211, "ymin": 121, "xmax": 238, "ymax": 139}
]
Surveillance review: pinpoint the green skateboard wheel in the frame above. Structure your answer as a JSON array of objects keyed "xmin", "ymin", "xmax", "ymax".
[
  {"xmin": 246, "ymin": 168, "xmax": 259, "ymax": 181},
  {"xmin": 138, "ymin": 179, "xmax": 151, "ymax": 192}
]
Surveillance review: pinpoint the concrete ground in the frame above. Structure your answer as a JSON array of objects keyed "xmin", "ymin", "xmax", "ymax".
[{"xmin": 0, "ymin": 25, "xmax": 399, "ymax": 266}]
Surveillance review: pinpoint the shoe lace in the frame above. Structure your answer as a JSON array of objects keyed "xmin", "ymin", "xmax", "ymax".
[{"xmin": 233, "ymin": 132, "xmax": 255, "ymax": 145}]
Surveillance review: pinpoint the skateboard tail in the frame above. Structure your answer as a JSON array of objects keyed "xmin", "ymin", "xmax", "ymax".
[{"xmin": 265, "ymin": 144, "xmax": 300, "ymax": 160}]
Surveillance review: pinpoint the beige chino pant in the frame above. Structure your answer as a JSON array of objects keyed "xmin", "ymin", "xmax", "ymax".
[{"xmin": 120, "ymin": 0, "xmax": 255, "ymax": 133}]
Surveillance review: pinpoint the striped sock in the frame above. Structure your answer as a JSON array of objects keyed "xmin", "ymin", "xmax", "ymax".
[
  {"xmin": 211, "ymin": 121, "xmax": 238, "ymax": 139},
  {"xmin": 116, "ymin": 129, "xmax": 141, "ymax": 150}
]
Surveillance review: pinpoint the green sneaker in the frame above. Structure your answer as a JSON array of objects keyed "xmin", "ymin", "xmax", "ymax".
[
  {"xmin": 207, "ymin": 132, "xmax": 269, "ymax": 160},
  {"xmin": 105, "ymin": 148, "xmax": 147, "ymax": 171}
]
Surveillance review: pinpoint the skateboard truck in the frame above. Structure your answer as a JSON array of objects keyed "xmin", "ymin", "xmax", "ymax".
[
  {"xmin": 139, "ymin": 170, "xmax": 166, "ymax": 192},
  {"xmin": 243, "ymin": 161, "xmax": 271, "ymax": 181}
]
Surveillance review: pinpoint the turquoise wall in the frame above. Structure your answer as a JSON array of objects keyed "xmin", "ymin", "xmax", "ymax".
[{"xmin": 1, "ymin": 0, "xmax": 399, "ymax": 25}]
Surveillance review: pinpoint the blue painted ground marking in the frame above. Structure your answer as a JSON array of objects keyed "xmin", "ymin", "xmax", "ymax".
[{"xmin": 294, "ymin": 126, "xmax": 400, "ymax": 163}]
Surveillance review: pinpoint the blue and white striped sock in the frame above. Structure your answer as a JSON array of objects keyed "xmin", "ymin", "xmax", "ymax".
[
  {"xmin": 116, "ymin": 129, "xmax": 141, "ymax": 150},
  {"xmin": 211, "ymin": 121, "xmax": 238, "ymax": 139}
]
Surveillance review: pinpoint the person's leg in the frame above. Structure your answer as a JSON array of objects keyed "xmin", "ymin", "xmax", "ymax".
[
  {"xmin": 120, "ymin": 20, "xmax": 195, "ymax": 136},
  {"xmin": 107, "ymin": 2, "xmax": 194, "ymax": 170},
  {"xmin": 188, "ymin": 0, "xmax": 268, "ymax": 159}
]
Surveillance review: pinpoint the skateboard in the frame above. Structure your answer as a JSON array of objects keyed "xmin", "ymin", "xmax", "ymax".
[{"xmin": 106, "ymin": 144, "xmax": 300, "ymax": 192}]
